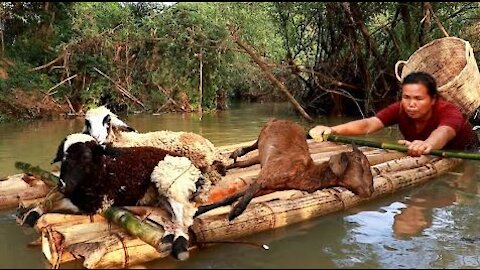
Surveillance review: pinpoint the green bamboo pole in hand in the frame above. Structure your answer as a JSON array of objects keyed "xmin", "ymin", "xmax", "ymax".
[{"xmin": 323, "ymin": 134, "xmax": 480, "ymax": 160}]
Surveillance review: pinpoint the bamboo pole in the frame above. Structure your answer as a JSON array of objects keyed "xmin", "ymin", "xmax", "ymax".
[
  {"xmin": 102, "ymin": 207, "xmax": 166, "ymax": 252},
  {"xmin": 14, "ymin": 162, "xmax": 59, "ymax": 187},
  {"xmin": 324, "ymin": 134, "xmax": 480, "ymax": 160}
]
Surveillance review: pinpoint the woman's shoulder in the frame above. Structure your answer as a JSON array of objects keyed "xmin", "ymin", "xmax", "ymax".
[{"xmin": 436, "ymin": 98, "xmax": 462, "ymax": 111}]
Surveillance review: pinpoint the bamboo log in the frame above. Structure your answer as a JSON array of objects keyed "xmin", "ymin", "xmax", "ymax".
[
  {"xmin": 0, "ymin": 174, "xmax": 51, "ymax": 210},
  {"xmin": 371, "ymin": 155, "xmax": 436, "ymax": 177},
  {"xmin": 0, "ymin": 174, "xmax": 38, "ymax": 195},
  {"xmin": 40, "ymin": 207, "xmax": 173, "ymax": 268},
  {"xmin": 76, "ymin": 232, "xmax": 168, "ymax": 269},
  {"xmin": 102, "ymin": 207, "xmax": 166, "ymax": 253},
  {"xmin": 35, "ymin": 213, "xmax": 106, "ymax": 232},
  {"xmin": 40, "ymin": 157, "xmax": 461, "ymax": 268},
  {"xmin": 193, "ymin": 158, "xmax": 462, "ymax": 241},
  {"xmin": 42, "ymin": 222, "xmax": 125, "ymax": 266}
]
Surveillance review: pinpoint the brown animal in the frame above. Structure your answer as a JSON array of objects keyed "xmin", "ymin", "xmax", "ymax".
[{"xmin": 195, "ymin": 118, "xmax": 374, "ymax": 221}]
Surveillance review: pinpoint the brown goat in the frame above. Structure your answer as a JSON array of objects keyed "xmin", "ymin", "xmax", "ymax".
[{"xmin": 195, "ymin": 118, "xmax": 374, "ymax": 221}]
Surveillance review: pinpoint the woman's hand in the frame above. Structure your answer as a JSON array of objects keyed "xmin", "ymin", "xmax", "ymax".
[
  {"xmin": 309, "ymin": 125, "xmax": 332, "ymax": 142},
  {"xmin": 398, "ymin": 139, "xmax": 433, "ymax": 156}
]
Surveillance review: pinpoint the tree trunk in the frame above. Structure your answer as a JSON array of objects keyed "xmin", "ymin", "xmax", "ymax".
[{"xmin": 419, "ymin": 2, "xmax": 433, "ymax": 46}]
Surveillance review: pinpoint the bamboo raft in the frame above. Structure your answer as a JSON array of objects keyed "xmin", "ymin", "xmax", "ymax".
[{"xmin": 3, "ymin": 140, "xmax": 463, "ymax": 268}]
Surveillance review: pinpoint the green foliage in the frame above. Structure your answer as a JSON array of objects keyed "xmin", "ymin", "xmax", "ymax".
[
  {"xmin": 0, "ymin": 60, "xmax": 54, "ymax": 93},
  {"xmin": 1, "ymin": 2, "xmax": 479, "ymax": 118}
]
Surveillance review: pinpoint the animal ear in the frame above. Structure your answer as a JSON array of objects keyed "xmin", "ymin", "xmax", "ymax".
[
  {"xmin": 110, "ymin": 116, "xmax": 136, "ymax": 132},
  {"xmin": 103, "ymin": 114, "xmax": 111, "ymax": 126},
  {"xmin": 52, "ymin": 138, "xmax": 67, "ymax": 164},
  {"xmin": 116, "ymin": 125, "xmax": 137, "ymax": 132},
  {"xmin": 329, "ymin": 152, "xmax": 349, "ymax": 177},
  {"xmin": 82, "ymin": 119, "xmax": 91, "ymax": 134}
]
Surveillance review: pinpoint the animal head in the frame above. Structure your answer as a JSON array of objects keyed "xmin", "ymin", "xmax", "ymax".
[
  {"xmin": 52, "ymin": 133, "xmax": 98, "ymax": 164},
  {"xmin": 82, "ymin": 106, "xmax": 136, "ymax": 144},
  {"xmin": 328, "ymin": 143, "xmax": 374, "ymax": 198},
  {"xmin": 54, "ymin": 133, "xmax": 115, "ymax": 196}
]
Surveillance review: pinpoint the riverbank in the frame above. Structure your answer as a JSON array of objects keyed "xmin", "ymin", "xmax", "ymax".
[{"xmin": 0, "ymin": 88, "xmax": 71, "ymax": 123}]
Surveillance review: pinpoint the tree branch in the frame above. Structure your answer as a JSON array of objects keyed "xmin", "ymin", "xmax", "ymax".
[{"xmin": 227, "ymin": 22, "xmax": 313, "ymax": 122}]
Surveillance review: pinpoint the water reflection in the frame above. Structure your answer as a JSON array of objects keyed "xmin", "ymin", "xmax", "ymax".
[
  {"xmin": 393, "ymin": 163, "xmax": 478, "ymax": 239},
  {"xmin": 342, "ymin": 162, "xmax": 480, "ymax": 268}
]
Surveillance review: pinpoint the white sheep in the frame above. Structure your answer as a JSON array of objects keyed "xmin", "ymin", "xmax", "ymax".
[{"xmin": 81, "ymin": 106, "xmax": 228, "ymax": 181}]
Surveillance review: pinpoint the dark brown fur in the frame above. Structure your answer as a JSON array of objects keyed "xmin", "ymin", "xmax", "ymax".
[{"xmin": 195, "ymin": 118, "xmax": 374, "ymax": 221}]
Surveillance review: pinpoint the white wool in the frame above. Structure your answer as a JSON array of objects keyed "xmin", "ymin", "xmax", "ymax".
[
  {"xmin": 151, "ymin": 155, "xmax": 202, "ymax": 203},
  {"xmin": 64, "ymin": 133, "xmax": 96, "ymax": 155},
  {"xmin": 112, "ymin": 130, "xmax": 225, "ymax": 169},
  {"xmin": 84, "ymin": 105, "xmax": 111, "ymax": 120},
  {"xmin": 151, "ymin": 155, "xmax": 204, "ymax": 236},
  {"xmin": 83, "ymin": 106, "xmax": 227, "ymax": 174}
]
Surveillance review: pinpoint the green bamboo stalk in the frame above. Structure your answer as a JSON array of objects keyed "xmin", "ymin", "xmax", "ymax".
[
  {"xmin": 323, "ymin": 134, "xmax": 480, "ymax": 160},
  {"xmin": 102, "ymin": 207, "xmax": 167, "ymax": 252},
  {"xmin": 14, "ymin": 161, "xmax": 59, "ymax": 187}
]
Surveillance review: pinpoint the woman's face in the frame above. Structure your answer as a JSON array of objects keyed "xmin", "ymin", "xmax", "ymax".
[{"xmin": 401, "ymin": 83, "xmax": 436, "ymax": 120}]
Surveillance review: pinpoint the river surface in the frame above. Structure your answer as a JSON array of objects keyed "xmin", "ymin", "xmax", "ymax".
[{"xmin": 1, "ymin": 102, "xmax": 480, "ymax": 269}]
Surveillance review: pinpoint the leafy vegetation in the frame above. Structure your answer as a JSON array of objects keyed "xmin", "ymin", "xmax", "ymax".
[{"xmin": 0, "ymin": 2, "xmax": 478, "ymax": 120}]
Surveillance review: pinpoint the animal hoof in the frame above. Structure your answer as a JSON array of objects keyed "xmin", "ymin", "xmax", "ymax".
[
  {"xmin": 17, "ymin": 209, "xmax": 41, "ymax": 227},
  {"xmin": 229, "ymin": 149, "xmax": 242, "ymax": 162},
  {"xmin": 161, "ymin": 233, "xmax": 174, "ymax": 244},
  {"xmin": 172, "ymin": 236, "xmax": 189, "ymax": 261},
  {"xmin": 228, "ymin": 211, "xmax": 240, "ymax": 222}
]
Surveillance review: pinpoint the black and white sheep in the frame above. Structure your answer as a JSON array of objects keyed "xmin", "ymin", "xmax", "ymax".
[
  {"xmin": 23, "ymin": 133, "xmax": 208, "ymax": 261},
  {"xmin": 80, "ymin": 106, "xmax": 228, "ymax": 183}
]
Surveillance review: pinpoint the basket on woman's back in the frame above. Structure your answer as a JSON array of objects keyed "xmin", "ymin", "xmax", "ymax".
[{"xmin": 395, "ymin": 37, "xmax": 480, "ymax": 118}]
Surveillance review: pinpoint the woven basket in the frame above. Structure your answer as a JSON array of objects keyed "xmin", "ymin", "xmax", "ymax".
[{"xmin": 395, "ymin": 37, "xmax": 480, "ymax": 117}]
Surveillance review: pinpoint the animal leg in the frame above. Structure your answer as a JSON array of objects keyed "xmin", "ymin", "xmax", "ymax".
[
  {"xmin": 228, "ymin": 182, "xmax": 261, "ymax": 221},
  {"xmin": 17, "ymin": 195, "xmax": 80, "ymax": 227},
  {"xmin": 194, "ymin": 191, "xmax": 246, "ymax": 217},
  {"xmin": 169, "ymin": 199, "xmax": 190, "ymax": 261},
  {"xmin": 160, "ymin": 220, "xmax": 176, "ymax": 244},
  {"xmin": 226, "ymin": 155, "xmax": 261, "ymax": 170},
  {"xmin": 229, "ymin": 140, "xmax": 258, "ymax": 162}
]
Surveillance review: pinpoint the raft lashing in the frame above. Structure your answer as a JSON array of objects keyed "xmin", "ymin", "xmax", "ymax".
[{"xmin": 4, "ymin": 140, "xmax": 461, "ymax": 268}]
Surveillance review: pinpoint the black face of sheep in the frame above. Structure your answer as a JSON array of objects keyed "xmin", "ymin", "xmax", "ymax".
[{"xmin": 58, "ymin": 141, "xmax": 107, "ymax": 196}]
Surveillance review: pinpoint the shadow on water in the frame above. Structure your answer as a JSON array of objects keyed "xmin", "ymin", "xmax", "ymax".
[{"xmin": 1, "ymin": 102, "xmax": 480, "ymax": 268}]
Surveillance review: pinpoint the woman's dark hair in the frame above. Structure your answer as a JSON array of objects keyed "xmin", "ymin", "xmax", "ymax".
[{"xmin": 402, "ymin": 72, "xmax": 438, "ymax": 98}]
